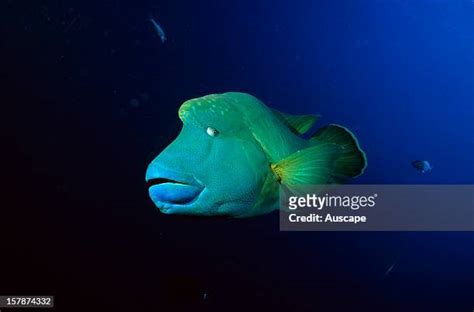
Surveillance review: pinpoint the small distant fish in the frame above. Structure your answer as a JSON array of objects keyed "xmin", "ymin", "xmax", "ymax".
[
  {"xmin": 412, "ymin": 160, "xmax": 433, "ymax": 173},
  {"xmin": 149, "ymin": 18, "xmax": 166, "ymax": 43}
]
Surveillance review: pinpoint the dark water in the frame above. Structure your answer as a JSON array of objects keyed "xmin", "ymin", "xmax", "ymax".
[{"xmin": 1, "ymin": 0, "xmax": 473, "ymax": 311}]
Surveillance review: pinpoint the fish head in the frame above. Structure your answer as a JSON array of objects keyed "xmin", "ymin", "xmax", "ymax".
[{"xmin": 146, "ymin": 93, "xmax": 270, "ymax": 217}]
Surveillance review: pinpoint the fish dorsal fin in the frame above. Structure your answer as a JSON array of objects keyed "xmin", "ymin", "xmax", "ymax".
[
  {"xmin": 272, "ymin": 109, "xmax": 320, "ymax": 135},
  {"xmin": 270, "ymin": 143, "xmax": 342, "ymax": 186}
]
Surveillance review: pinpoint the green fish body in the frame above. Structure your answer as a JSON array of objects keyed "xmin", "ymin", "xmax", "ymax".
[{"xmin": 145, "ymin": 92, "xmax": 367, "ymax": 218}]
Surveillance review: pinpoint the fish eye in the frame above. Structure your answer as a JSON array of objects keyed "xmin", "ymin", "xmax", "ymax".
[{"xmin": 206, "ymin": 127, "xmax": 219, "ymax": 137}]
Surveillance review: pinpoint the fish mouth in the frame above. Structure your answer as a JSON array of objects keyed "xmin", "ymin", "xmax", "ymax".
[
  {"xmin": 147, "ymin": 177, "xmax": 188, "ymax": 187},
  {"xmin": 146, "ymin": 169, "xmax": 204, "ymax": 211}
]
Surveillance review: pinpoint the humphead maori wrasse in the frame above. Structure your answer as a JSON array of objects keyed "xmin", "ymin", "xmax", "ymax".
[{"xmin": 145, "ymin": 92, "xmax": 367, "ymax": 217}]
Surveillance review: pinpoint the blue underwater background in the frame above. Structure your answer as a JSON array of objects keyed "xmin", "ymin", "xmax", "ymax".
[{"xmin": 1, "ymin": 0, "xmax": 473, "ymax": 311}]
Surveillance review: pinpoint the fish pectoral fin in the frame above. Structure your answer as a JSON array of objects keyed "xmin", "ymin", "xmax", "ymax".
[
  {"xmin": 310, "ymin": 124, "xmax": 367, "ymax": 181},
  {"xmin": 272, "ymin": 109, "xmax": 320, "ymax": 135},
  {"xmin": 271, "ymin": 143, "xmax": 342, "ymax": 187}
]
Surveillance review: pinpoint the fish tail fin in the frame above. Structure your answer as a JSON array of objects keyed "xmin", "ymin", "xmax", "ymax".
[
  {"xmin": 310, "ymin": 124, "xmax": 367, "ymax": 182},
  {"xmin": 271, "ymin": 143, "xmax": 342, "ymax": 188}
]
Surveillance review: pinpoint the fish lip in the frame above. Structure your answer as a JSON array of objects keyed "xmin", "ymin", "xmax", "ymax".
[
  {"xmin": 145, "ymin": 164, "xmax": 204, "ymax": 210},
  {"xmin": 149, "ymin": 185, "xmax": 206, "ymax": 212},
  {"xmin": 145, "ymin": 164, "xmax": 203, "ymax": 189}
]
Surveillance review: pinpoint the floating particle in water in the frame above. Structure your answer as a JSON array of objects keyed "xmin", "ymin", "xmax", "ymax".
[
  {"xmin": 130, "ymin": 98, "xmax": 139, "ymax": 108},
  {"xmin": 384, "ymin": 261, "xmax": 396, "ymax": 276},
  {"xmin": 139, "ymin": 92, "xmax": 150, "ymax": 103},
  {"xmin": 79, "ymin": 68, "xmax": 89, "ymax": 77},
  {"xmin": 64, "ymin": 15, "xmax": 79, "ymax": 33},
  {"xmin": 55, "ymin": 184, "xmax": 68, "ymax": 193}
]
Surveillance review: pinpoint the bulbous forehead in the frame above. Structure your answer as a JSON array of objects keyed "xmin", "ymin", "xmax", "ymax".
[
  {"xmin": 178, "ymin": 93, "xmax": 252, "ymax": 135},
  {"xmin": 178, "ymin": 94, "xmax": 233, "ymax": 122}
]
